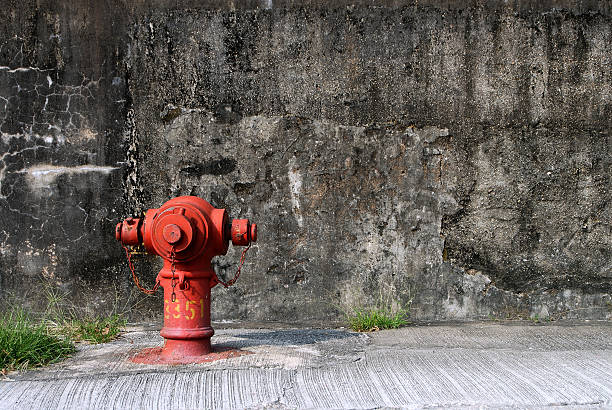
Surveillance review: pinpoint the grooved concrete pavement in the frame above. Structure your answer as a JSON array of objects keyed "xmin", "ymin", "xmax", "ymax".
[{"xmin": 1, "ymin": 322, "xmax": 611, "ymax": 409}]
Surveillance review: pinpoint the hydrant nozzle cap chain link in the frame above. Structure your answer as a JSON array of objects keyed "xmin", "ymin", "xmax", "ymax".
[{"xmin": 115, "ymin": 196, "xmax": 257, "ymax": 364}]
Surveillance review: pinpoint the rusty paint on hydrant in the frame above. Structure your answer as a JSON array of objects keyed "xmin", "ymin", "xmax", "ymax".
[{"xmin": 115, "ymin": 196, "xmax": 257, "ymax": 364}]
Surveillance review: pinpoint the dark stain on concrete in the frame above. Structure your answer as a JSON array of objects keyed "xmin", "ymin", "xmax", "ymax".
[{"xmin": 180, "ymin": 159, "xmax": 238, "ymax": 177}]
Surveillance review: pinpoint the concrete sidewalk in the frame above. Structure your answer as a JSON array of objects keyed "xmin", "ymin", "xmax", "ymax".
[{"xmin": 1, "ymin": 322, "xmax": 611, "ymax": 409}]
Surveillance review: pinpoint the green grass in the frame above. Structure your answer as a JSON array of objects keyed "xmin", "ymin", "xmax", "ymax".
[
  {"xmin": 347, "ymin": 306, "xmax": 410, "ymax": 332},
  {"xmin": 1, "ymin": 288, "xmax": 128, "ymax": 375},
  {"xmin": 0, "ymin": 308, "xmax": 75, "ymax": 374},
  {"xmin": 44, "ymin": 287, "xmax": 127, "ymax": 344},
  {"xmin": 52, "ymin": 315, "xmax": 127, "ymax": 344}
]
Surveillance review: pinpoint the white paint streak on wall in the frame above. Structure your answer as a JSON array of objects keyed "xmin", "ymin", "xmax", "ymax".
[
  {"xmin": 0, "ymin": 66, "xmax": 50, "ymax": 73},
  {"xmin": 23, "ymin": 164, "xmax": 119, "ymax": 190},
  {"xmin": 288, "ymin": 157, "xmax": 304, "ymax": 228}
]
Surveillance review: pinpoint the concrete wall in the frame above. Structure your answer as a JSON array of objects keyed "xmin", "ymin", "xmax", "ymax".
[{"xmin": 1, "ymin": 0, "xmax": 610, "ymax": 322}]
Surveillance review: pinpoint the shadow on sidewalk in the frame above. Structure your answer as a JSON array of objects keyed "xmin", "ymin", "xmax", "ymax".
[{"xmin": 218, "ymin": 329, "xmax": 356, "ymax": 348}]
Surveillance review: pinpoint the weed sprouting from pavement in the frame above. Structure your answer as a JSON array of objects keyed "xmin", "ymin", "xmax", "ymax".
[
  {"xmin": 347, "ymin": 306, "xmax": 410, "ymax": 332},
  {"xmin": 0, "ymin": 288, "xmax": 127, "ymax": 375},
  {"xmin": 343, "ymin": 285, "xmax": 413, "ymax": 332},
  {"xmin": 51, "ymin": 315, "xmax": 127, "ymax": 344},
  {"xmin": 44, "ymin": 287, "xmax": 127, "ymax": 344},
  {"xmin": 0, "ymin": 308, "xmax": 75, "ymax": 374}
]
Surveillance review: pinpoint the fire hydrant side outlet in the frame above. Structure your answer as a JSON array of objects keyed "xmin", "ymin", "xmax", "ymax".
[
  {"xmin": 115, "ymin": 196, "xmax": 257, "ymax": 363},
  {"xmin": 116, "ymin": 217, "xmax": 142, "ymax": 245}
]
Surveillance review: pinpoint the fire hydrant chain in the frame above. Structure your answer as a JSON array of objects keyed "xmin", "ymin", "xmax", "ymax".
[
  {"xmin": 123, "ymin": 244, "xmax": 251, "ymax": 294},
  {"xmin": 122, "ymin": 245, "xmax": 160, "ymax": 295},
  {"xmin": 170, "ymin": 247, "xmax": 177, "ymax": 302},
  {"xmin": 215, "ymin": 244, "xmax": 251, "ymax": 288}
]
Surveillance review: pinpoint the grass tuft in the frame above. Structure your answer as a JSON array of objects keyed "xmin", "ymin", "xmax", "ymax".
[
  {"xmin": 1, "ymin": 288, "xmax": 128, "ymax": 375},
  {"xmin": 0, "ymin": 308, "xmax": 75, "ymax": 374},
  {"xmin": 44, "ymin": 287, "xmax": 126, "ymax": 344},
  {"xmin": 347, "ymin": 306, "xmax": 410, "ymax": 332},
  {"xmin": 52, "ymin": 315, "xmax": 127, "ymax": 344}
]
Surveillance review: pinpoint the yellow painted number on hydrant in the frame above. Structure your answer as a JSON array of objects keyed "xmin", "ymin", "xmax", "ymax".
[
  {"xmin": 165, "ymin": 299, "xmax": 200, "ymax": 320},
  {"xmin": 184, "ymin": 300, "xmax": 196, "ymax": 320}
]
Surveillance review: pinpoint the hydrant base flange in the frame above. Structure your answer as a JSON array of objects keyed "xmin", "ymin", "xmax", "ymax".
[{"xmin": 130, "ymin": 346, "xmax": 252, "ymax": 365}]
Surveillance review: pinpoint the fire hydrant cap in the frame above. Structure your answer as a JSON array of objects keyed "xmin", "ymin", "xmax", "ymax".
[
  {"xmin": 116, "ymin": 217, "xmax": 142, "ymax": 246},
  {"xmin": 163, "ymin": 224, "xmax": 182, "ymax": 244},
  {"xmin": 152, "ymin": 212, "xmax": 195, "ymax": 255},
  {"xmin": 231, "ymin": 219, "xmax": 252, "ymax": 246}
]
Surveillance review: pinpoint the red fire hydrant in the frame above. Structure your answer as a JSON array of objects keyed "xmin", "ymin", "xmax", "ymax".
[{"xmin": 115, "ymin": 196, "xmax": 257, "ymax": 364}]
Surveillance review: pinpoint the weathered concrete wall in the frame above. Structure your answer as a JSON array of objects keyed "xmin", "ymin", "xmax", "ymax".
[
  {"xmin": 0, "ymin": 1, "xmax": 131, "ymax": 316},
  {"xmin": 1, "ymin": 1, "xmax": 610, "ymax": 322}
]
